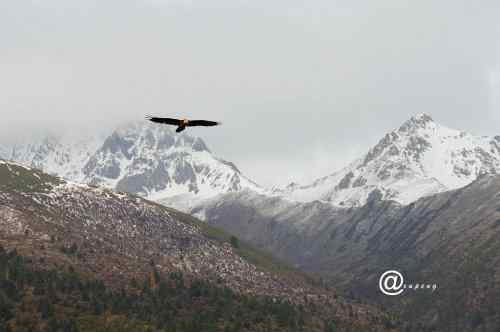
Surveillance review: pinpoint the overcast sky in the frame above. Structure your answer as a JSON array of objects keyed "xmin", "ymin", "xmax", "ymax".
[{"xmin": 1, "ymin": 0, "xmax": 500, "ymax": 187}]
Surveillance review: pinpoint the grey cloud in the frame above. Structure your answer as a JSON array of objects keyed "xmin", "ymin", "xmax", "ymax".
[{"xmin": 1, "ymin": 0, "xmax": 500, "ymax": 186}]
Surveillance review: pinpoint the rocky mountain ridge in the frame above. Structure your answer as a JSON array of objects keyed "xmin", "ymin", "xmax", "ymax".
[
  {"xmin": 4, "ymin": 114, "xmax": 500, "ymax": 210},
  {"xmin": 1, "ymin": 122, "xmax": 262, "ymax": 211},
  {"xmin": 277, "ymin": 113, "xmax": 500, "ymax": 207}
]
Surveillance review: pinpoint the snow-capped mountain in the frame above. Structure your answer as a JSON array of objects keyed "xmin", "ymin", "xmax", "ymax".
[
  {"xmin": 4, "ymin": 114, "xmax": 499, "ymax": 211},
  {"xmin": 1, "ymin": 122, "xmax": 261, "ymax": 210},
  {"xmin": 277, "ymin": 113, "xmax": 500, "ymax": 207}
]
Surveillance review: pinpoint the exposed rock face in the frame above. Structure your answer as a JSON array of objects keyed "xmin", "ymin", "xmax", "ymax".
[
  {"xmin": 277, "ymin": 114, "xmax": 500, "ymax": 207},
  {"xmin": 5, "ymin": 114, "xmax": 500, "ymax": 211},
  {"xmin": 1, "ymin": 122, "xmax": 262, "ymax": 210}
]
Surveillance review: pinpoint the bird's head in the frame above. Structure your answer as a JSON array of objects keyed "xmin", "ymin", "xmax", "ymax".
[{"xmin": 181, "ymin": 118, "xmax": 189, "ymax": 126}]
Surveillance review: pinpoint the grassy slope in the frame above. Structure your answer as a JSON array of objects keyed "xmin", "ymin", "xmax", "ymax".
[{"xmin": 0, "ymin": 162, "xmax": 62, "ymax": 193}]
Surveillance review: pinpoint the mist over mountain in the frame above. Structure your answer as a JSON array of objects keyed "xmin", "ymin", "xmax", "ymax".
[
  {"xmin": 3, "ymin": 114, "xmax": 500, "ymax": 212},
  {"xmin": 276, "ymin": 113, "xmax": 500, "ymax": 207},
  {"xmin": 0, "ymin": 122, "xmax": 262, "ymax": 211},
  {"xmin": 3, "ymin": 1, "xmax": 500, "ymax": 331},
  {"xmin": 187, "ymin": 116, "xmax": 500, "ymax": 331},
  {"xmin": 3, "ymin": 114, "xmax": 500, "ymax": 330}
]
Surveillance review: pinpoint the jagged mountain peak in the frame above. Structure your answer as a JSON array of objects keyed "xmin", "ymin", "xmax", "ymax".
[
  {"xmin": 110, "ymin": 121, "xmax": 211, "ymax": 153},
  {"xmin": 398, "ymin": 112, "xmax": 435, "ymax": 132},
  {"xmin": 2, "ymin": 121, "xmax": 260, "ymax": 211},
  {"xmin": 362, "ymin": 114, "xmax": 453, "ymax": 168},
  {"xmin": 280, "ymin": 114, "xmax": 500, "ymax": 207}
]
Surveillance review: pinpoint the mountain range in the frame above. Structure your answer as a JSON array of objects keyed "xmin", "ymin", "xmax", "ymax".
[
  {"xmin": 187, "ymin": 115, "xmax": 500, "ymax": 331},
  {"xmin": 276, "ymin": 113, "xmax": 500, "ymax": 207},
  {"xmin": 0, "ymin": 122, "xmax": 261, "ymax": 211},
  {"xmin": 3, "ymin": 114, "xmax": 500, "ymax": 211}
]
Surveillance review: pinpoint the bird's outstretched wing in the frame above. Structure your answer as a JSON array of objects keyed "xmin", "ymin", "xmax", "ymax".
[
  {"xmin": 188, "ymin": 120, "xmax": 220, "ymax": 127},
  {"xmin": 146, "ymin": 116, "xmax": 181, "ymax": 126}
]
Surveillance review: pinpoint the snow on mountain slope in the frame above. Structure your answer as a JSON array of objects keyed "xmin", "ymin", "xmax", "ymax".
[
  {"xmin": 4, "ymin": 133, "xmax": 104, "ymax": 181},
  {"xmin": 1, "ymin": 122, "xmax": 262, "ymax": 210},
  {"xmin": 5, "ymin": 113, "xmax": 499, "ymax": 211},
  {"xmin": 0, "ymin": 147, "xmax": 8, "ymax": 160},
  {"xmin": 82, "ymin": 122, "xmax": 263, "ymax": 208},
  {"xmin": 277, "ymin": 114, "xmax": 500, "ymax": 207}
]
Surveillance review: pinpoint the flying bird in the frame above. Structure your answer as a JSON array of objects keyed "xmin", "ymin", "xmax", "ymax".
[{"xmin": 146, "ymin": 116, "xmax": 221, "ymax": 133}]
